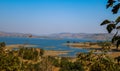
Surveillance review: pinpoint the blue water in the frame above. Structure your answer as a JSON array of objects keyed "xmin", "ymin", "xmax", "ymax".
[{"xmin": 0, "ymin": 37, "xmax": 98, "ymax": 57}]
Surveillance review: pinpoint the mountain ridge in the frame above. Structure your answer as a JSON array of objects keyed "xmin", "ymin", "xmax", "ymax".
[
  {"xmin": 0, "ymin": 31, "xmax": 114, "ymax": 40},
  {"xmin": 48, "ymin": 33, "xmax": 114, "ymax": 40}
]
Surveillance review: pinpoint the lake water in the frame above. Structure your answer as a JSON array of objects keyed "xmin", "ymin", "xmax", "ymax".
[{"xmin": 0, "ymin": 37, "xmax": 98, "ymax": 57}]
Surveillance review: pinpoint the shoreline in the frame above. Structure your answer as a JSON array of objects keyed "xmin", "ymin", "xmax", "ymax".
[
  {"xmin": 5, "ymin": 42, "xmax": 120, "ymax": 58},
  {"xmin": 64, "ymin": 42, "xmax": 120, "ymax": 58},
  {"xmin": 5, "ymin": 44, "xmax": 69, "ymax": 57}
]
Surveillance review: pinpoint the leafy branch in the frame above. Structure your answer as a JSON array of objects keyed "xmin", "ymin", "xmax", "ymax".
[{"xmin": 101, "ymin": 0, "xmax": 120, "ymax": 49}]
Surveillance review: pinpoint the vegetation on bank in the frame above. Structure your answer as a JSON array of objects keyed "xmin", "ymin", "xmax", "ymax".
[
  {"xmin": 65, "ymin": 41, "xmax": 113, "ymax": 51},
  {"xmin": 1, "ymin": 42, "xmax": 120, "ymax": 71}
]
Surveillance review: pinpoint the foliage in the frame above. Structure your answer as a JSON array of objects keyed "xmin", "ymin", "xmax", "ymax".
[
  {"xmin": 90, "ymin": 56, "xmax": 120, "ymax": 71},
  {"xmin": 101, "ymin": 0, "xmax": 120, "ymax": 49},
  {"xmin": 77, "ymin": 51, "xmax": 120, "ymax": 71},
  {"xmin": 106, "ymin": 0, "xmax": 120, "ymax": 14},
  {"xmin": 0, "ymin": 54, "xmax": 21, "ymax": 71},
  {"xmin": 40, "ymin": 48, "xmax": 44, "ymax": 57},
  {"xmin": 99, "ymin": 2, "xmax": 120, "ymax": 70},
  {"xmin": 24, "ymin": 63, "xmax": 42, "ymax": 71},
  {"xmin": 100, "ymin": 17, "xmax": 120, "ymax": 43},
  {"xmin": 0, "ymin": 43, "xmax": 21, "ymax": 70},
  {"xmin": 18, "ymin": 47, "xmax": 39, "ymax": 60},
  {"xmin": 59, "ymin": 57, "xmax": 84, "ymax": 71},
  {"xmin": 1, "ymin": 42, "xmax": 120, "ymax": 71},
  {"xmin": 46, "ymin": 56, "xmax": 60, "ymax": 67},
  {"xmin": 0, "ymin": 42, "xmax": 46, "ymax": 71},
  {"xmin": 0, "ymin": 42, "xmax": 6, "ymax": 48},
  {"xmin": 98, "ymin": 41, "xmax": 112, "ymax": 51},
  {"xmin": 39, "ymin": 56, "xmax": 53, "ymax": 71}
]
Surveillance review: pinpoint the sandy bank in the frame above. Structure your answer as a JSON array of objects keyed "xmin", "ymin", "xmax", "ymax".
[
  {"xmin": 5, "ymin": 44, "xmax": 37, "ymax": 50},
  {"xmin": 44, "ymin": 50, "xmax": 69, "ymax": 56},
  {"xmin": 64, "ymin": 43, "xmax": 100, "ymax": 48}
]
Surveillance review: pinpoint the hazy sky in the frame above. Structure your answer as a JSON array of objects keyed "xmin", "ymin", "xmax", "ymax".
[{"xmin": 0, "ymin": 0, "xmax": 120, "ymax": 35}]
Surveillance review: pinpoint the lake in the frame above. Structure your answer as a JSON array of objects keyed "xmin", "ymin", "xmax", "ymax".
[{"xmin": 0, "ymin": 37, "xmax": 98, "ymax": 57}]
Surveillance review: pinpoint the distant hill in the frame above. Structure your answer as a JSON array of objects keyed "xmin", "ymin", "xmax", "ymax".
[
  {"xmin": 0, "ymin": 31, "xmax": 43, "ymax": 38},
  {"xmin": 48, "ymin": 33, "xmax": 114, "ymax": 40},
  {"xmin": 0, "ymin": 31, "xmax": 114, "ymax": 40}
]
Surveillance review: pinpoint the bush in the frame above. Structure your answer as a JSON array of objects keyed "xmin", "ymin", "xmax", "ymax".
[
  {"xmin": 59, "ymin": 57, "xmax": 84, "ymax": 71},
  {"xmin": 0, "ymin": 42, "xmax": 6, "ymax": 47}
]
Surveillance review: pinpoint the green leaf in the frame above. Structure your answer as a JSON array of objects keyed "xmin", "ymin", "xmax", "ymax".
[
  {"xmin": 115, "ymin": 16, "xmax": 120, "ymax": 24},
  {"xmin": 106, "ymin": 0, "xmax": 116, "ymax": 8},
  {"xmin": 101, "ymin": 20, "xmax": 111, "ymax": 25},
  {"xmin": 112, "ymin": 3, "xmax": 120, "ymax": 14},
  {"xmin": 106, "ymin": 24, "xmax": 116, "ymax": 33},
  {"xmin": 112, "ymin": 31, "xmax": 118, "ymax": 43}
]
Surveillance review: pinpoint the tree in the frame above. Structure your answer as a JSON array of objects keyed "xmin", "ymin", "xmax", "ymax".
[
  {"xmin": 101, "ymin": 0, "xmax": 120, "ymax": 50},
  {"xmin": 0, "ymin": 42, "xmax": 6, "ymax": 48}
]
